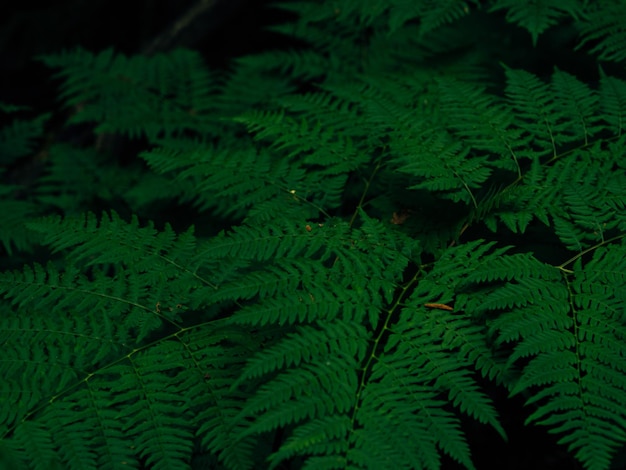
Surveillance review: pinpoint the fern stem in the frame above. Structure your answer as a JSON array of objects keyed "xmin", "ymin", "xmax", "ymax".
[
  {"xmin": 563, "ymin": 274, "xmax": 586, "ymax": 415},
  {"xmin": 556, "ymin": 233, "xmax": 626, "ymax": 272},
  {"xmin": 346, "ymin": 267, "xmax": 422, "ymax": 450}
]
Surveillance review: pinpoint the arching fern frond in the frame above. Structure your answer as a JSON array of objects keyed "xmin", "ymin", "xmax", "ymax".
[{"xmin": 489, "ymin": 0, "xmax": 584, "ymax": 45}]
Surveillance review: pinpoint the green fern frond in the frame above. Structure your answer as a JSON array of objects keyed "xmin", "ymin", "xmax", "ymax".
[
  {"xmin": 504, "ymin": 66, "xmax": 563, "ymax": 158},
  {"xmin": 140, "ymin": 139, "xmax": 345, "ymax": 222},
  {"xmin": 2, "ymin": 211, "xmax": 208, "ymax": 342},
  {"xmin": 39, "ymin": 48, "xmax": 219, "ymax": 140},
  {"xmin": 213, "ymin": 58, "xmax": 296, "ymax": 117},
  {"xmin": 464, "ymin": 243, "xmax": 626, "ymax": 470},
  {"xmin": 355, "ymin": 380, "xmax": 474, "ymax": 470},
  {"xmin": 106, "ymin": 347, "xmax": 195, "ymax": 469},
  {"xmin": 598, "ymin": 72, "xmax": 626, "ymax": 136},
  {"xmin": 276, "ymin": 0, "xmax": 476, "ymax": 38},
  {"xmin": 234, "ymin": 91, "xmax": 367, "ymax": 175},
  {"xmin": 11, "ymin": 422, "xmax": 61, "ymax": 470},
  {"xmin": 551, "ymin": 68, "xmax": 602, "ymax": 145},
  {"xmin": 578, "ymin": 1, "xmax": 626, "ymax": 63},
  {"xmin": 26, "ymin": 211, "xmax": 196, "ymax": 272},
  {"xmin": 395, "ymin": 132, "xmax": 490, "ymax": 208},
  {"xmin": 267, "ymin": 415, "xmax": 351, "ymax": 469},
  {"xmin": 437, "ymin": 77, "xmax": 526, "ymax": 175},
  {"xmin": 238, "ymin": 359, "xmax": 359, "ymax": 436},
  {"xmin": 0, "ymin": 112, "xmax": 49, "ymax": 165},
  {"xmin": 0, "ymin": 108, "xmax": 49, "ymax": 255},
  {"xmin": 0, "ymin": 197, "xmax": 41, "ymax": 256},
  {"xmin": 239, "ymin": 320, "xmax": 369, "ymax": 382},
  {"xmin": 413, "ymin": 0, "xmax": 475, "ymax": 36},
  {"xmin": 35, "ymin": 144, "xmax": 132, "ymax": 213},
  {"xmin": 489, "ymin": 0, "xmax": 584, "ymax": 45}
]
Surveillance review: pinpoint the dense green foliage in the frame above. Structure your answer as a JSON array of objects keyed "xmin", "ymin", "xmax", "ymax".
[{"xmin": 1, "ymin": 1, "xmax": 626, "ymax": 469}]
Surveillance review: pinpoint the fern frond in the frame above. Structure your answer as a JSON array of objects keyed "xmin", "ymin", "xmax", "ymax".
[
  {"xmin": 39, "ymin": 48, "xmax": 219, "ymax": 140},
  {"xmin": 2, "ymin": 212, "xmax": 208, "ymax": 343},
  {"xmin": 235, "ymin": 91, "xmax": 367, "ymax": 175},
  {"xmin": 35, "ymin": 144, "xmax": 142, "ymax": 214},
  {"xmin": 578, "ymin": 1, "xmax": 626, "ymax": 63},
  {"xmin": 140, "ymin": 140, "xmax": 343, "ymax": 222},
  {"xmin": 276, "ymin": 0, "xmax": 475, "ymax": 38},
  {"xmin": 551, "ymin": 68, "xmax": 602, "ymax": 145},
  {"xmin": 238, "ymin": 359, "xmax": 359, "ymax": 437},
  {"xmin": 388, "ymin": 0, "xmax": 475, "ymax": 35},
  {"xmin": 599, "ymin": 72, "xmax": 626, "ymax": 136},
  {"xmin": 11, "ymin": 422, "xmax": 61, "ymax": 470},
  {"xmin": 356, "ymin": 379, "xmax": 474, "ymax": 470},
  {"xmin": 239, "ymin": 320, "xmax": 369, "ymax": 382},
  {"xmin": 267, "ymin": 415, "xmax": 351, "ymax": 469},
  {"xmin": 437, "ymin": 77, "xmax": 526, "ymax": 175},
  {"xmin": 213, "ymin": 57, "xmax": 296, "ymax": 118},
  {"xmin": 466, "ymin": 243, "xmax": 626, "ymax": 470},
  {"xmin": 489, "ymin": 0, "xmax": 583, "ymax": 45},
  {"xmin": 0, "ymin": 197, "xmax": 41, "ymax": 256},
  {"xmin": 175, "ymin": 324, "xmax": 258, "ymax": 470},
  {"xmin": 106, "ymin": 345, "xmax": 195, "ymax": 469},
  {"xmin": 0, "ymin": 111, "xmax": 49, "ymax": 164},
  {"xmin": 504, "ymin": 66, "xmax": 562, "ymax": 158},
  {"xmin": 394, "ymin": 132, "xmax": 490, "ymax": 208}
]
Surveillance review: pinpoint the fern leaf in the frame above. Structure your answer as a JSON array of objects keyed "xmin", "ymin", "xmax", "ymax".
[
  {"xmin": 389, "ymin": 0, "xmax": 475, "ymax": 36},
  {"xmin": 39, "ymin": 48, "xmax": 219, "ymax": 141},
  {"xmin": 437, "ymin": 77, "xmax": 525, "ymax": 176},
  {"xmin": 469, "ymin": 244, "xmax": 626, "ymax": 470},
  {"xmin": 489, "ymin": 0, "xmax": 583, "ymax": 45},
  {"xmin": 238, "ymin": 321, "xmax": 369, "ymax": 382},
  {"xmin": 43, "ymin": 389, "xmax": 102, "ymax": 469},
  {"xmin": 578, "ymin": 1, "xmax": 626, "ymax": 63},
  {"xmin": 0, "ymin": 198, "xmax": 41, "ymax": 255},
  {"xmin": 12, "ymin": 421, "xmax": 62, "ymax": 470},
  {"xmin": 551, "ymin": 68, "xmax": 601, "ymax": 145},
  {"xmin": 504, "ymin": 66, "xmax": 561, "ymax": 158},
  {"xmin": 0, "ymin": 112, "xmax": 49, "ymax": 164},
  {"xmin": 140, "ymin": 143, "xmax": 340, "ymax": 222},
  {"xmin": 356, "ymin": 381, "xmax": 473, "ymax": 470},
  {"xmin": 106, "ymin": 345, "xmax": 195, "ymax": 469},
  {"xmin": 599, "ymin": 72, "xmax": 626, "ymax": 136},
  {"xmin": 237, "ymin": 359, "xmax": 359, "ymax": 437},
  {"xmin": 394, "ymin": 132, "xmax": 490, "ymax": 208},
  {"xmin": 234, "ymin": 91, "xmax": 368, "ymax": 175},
  {"xmin": 2, "ymin": 212, "xmax": 207, "ymax": 342},
  {"xmin": 267, "ymin": 415, "xmax": 351, "ymax": 469}
]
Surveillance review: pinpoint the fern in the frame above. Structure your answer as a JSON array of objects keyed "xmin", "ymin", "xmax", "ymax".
[
  {"xmin": 464, "ymin": 244, "xmax": 626, "ymax": 469},
  {"xmin": 489, "ymin": 0, "xmax": 583, "ymax": 45},
  {"xmin": 0, "ymin": 106, "xmax": 49, "ymax": 255},
  {"xmin": 2, "ymin": 1, "xmax": 626, "ymax": 469},
  {"xmin": 578, "ymin": 0, "xmax": 626, "ymax": 63}
]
